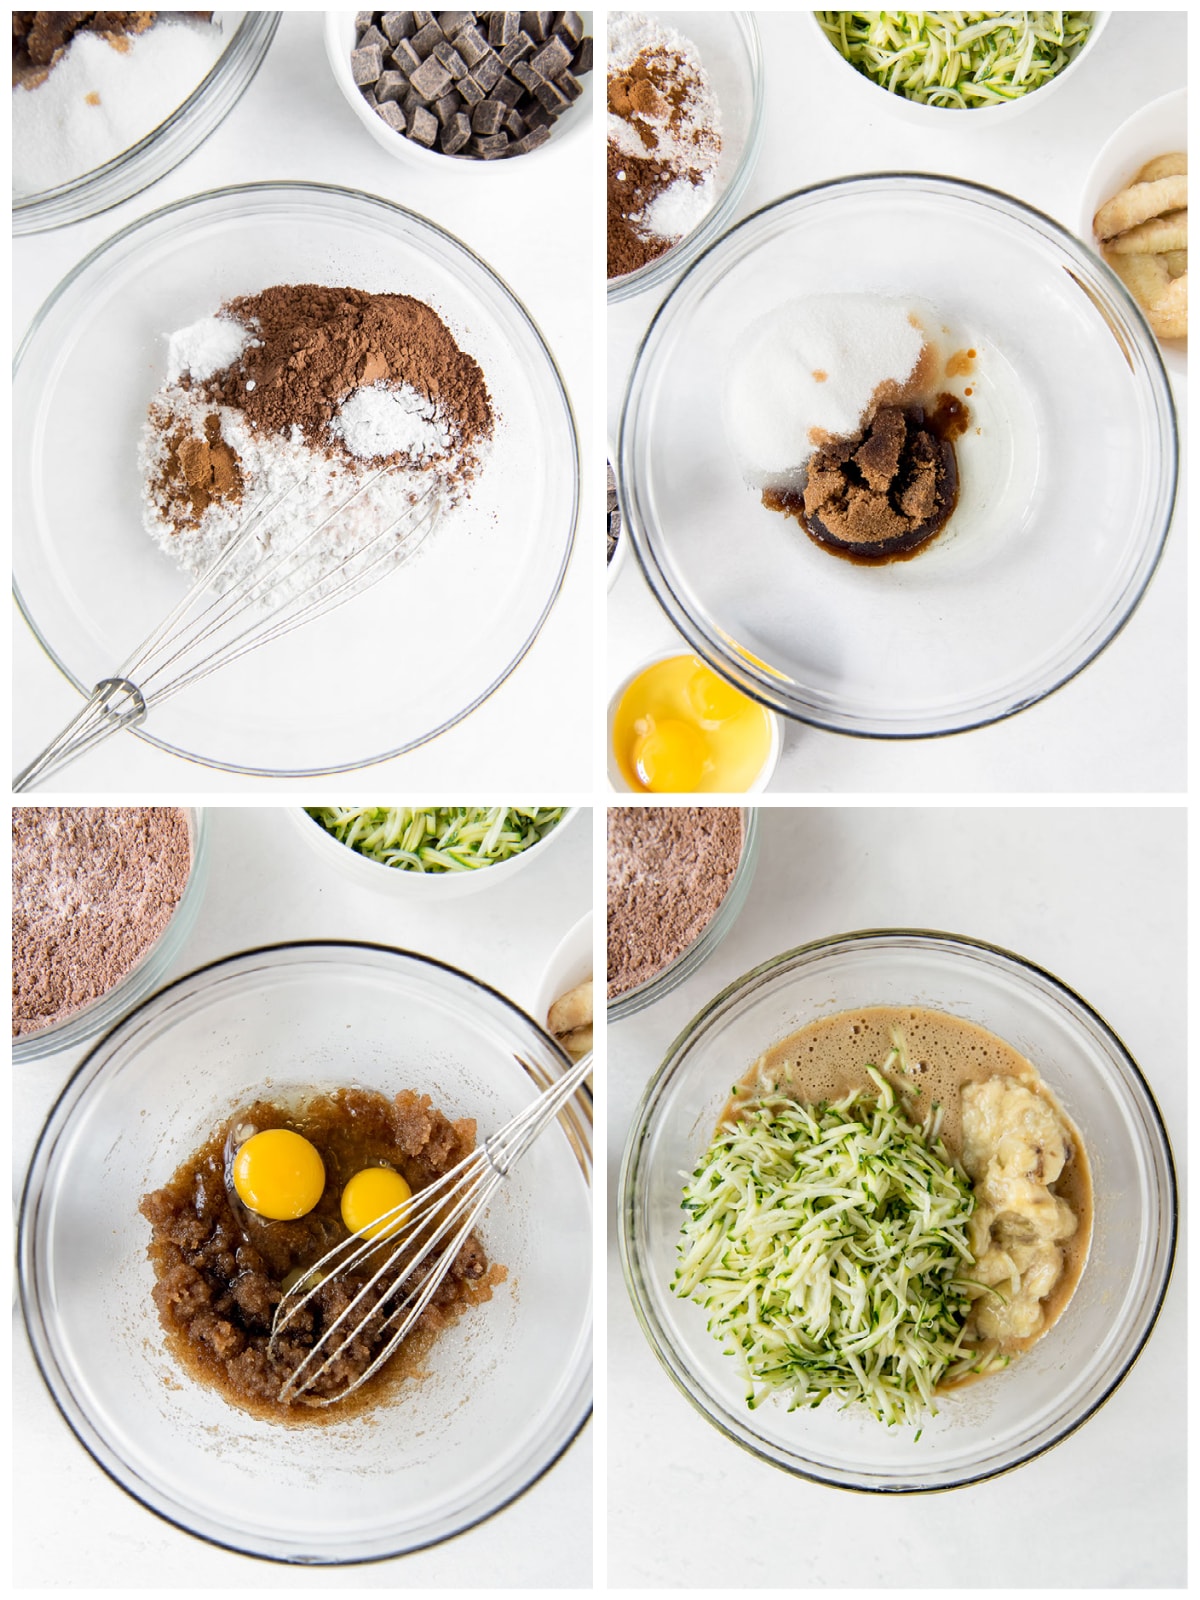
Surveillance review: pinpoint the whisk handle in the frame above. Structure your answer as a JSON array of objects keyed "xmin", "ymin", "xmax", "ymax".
[{"xmin": 13, "ymin": 677, "xmax": 147, "ymax": 792}]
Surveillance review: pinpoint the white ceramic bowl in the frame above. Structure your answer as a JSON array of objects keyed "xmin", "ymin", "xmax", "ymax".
[
  {"xmin": 1079, "ymin": 88, "xmax": 1187, "ymax": 382},
  {"xmin": 324, "ymin": 10, "xmax": 593, "ymax": 172},
  {"xmin": 533, "ymin": 911, "xmax": 593, "ymax": 1038},
  {"xmin": 805, "ymin": 11, "xmax": 1110, "ymax": 125},
  {"xmin": 607, "ymin": 651, "xmax": 782, "ymax": 795},
  {"xmin": 293, "ymin": 806, "xmax": 578, "ymax": 898}
]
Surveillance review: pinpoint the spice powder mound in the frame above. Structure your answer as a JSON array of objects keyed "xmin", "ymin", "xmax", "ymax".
[
  {"xmin": 607, "ymin": 806, "xmax": 743, "ymax": 998},
  {"xmin": 12, "ymin": 807, "xmax": 192, "ymax": 1039}
]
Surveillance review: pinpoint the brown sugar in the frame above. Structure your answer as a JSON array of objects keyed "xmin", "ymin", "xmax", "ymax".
[{"xmin": 155, "ymin": 412, "xmax": 243, "ymax": 528}]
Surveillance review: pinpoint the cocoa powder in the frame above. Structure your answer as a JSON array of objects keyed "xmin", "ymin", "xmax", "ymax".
[
  {"xmin": 159, "ymin": 411, "xmax": 243, "ymax": 526},
  {"xmin": 199, "ymin": 284, "xmax": 494, "ymax": 457},
  {"xmin": 12, "ymin": 807, "xmax": 192, "ymax": 1039},
  {"xmin": 607, "ymin": 143, "xmax": 679, "ymax": 278},
  {"xmin": 607, "ymin": 807, "xmax": 743, "ymax": 998}
]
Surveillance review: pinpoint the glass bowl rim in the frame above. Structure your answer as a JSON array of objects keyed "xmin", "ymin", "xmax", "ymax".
[
  {"xmin": 12, "ymin": 12, "xmax": 282, "ymax": 233},
  {"xmin": 13, "ymin": 179, "xmax": 580, "ymax": 779},
  {"xmin": 618, "ymin": 924, "xmax": 1178, "ymax": 1494},
  {"xmin": 19, "ymin": 937, "xmax": 593, "ymax": 1565},
  {"xmin": 618, "ymin": 170, "xmax": 1179, "ymax": 740},
  {"xmin": 606, "ymin": 10, "xmax": 766, "ymax": 305}
]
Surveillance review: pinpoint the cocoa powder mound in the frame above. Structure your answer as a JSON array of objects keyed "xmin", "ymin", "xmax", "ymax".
[
  {"xmin": 607, "ymin": 143, "xmax": 679, "ymax": 278},
  {"xmin": 199, "ymin": 284, "xmax": 494, "ymax": 457},
  {"xmin": 607, "ymin": 807, "xmax": 744, "ymax": 998},
  {"xmin": 12, "ymin": 807, "xmax": 192, "ymax": 1039}
]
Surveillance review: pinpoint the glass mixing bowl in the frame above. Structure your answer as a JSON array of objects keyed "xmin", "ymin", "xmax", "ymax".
[
  {"xmin": 13, "ymin": 182, "xmax": 578, "ymax": 778},
  {"xmin": 19, "ymin": 942, "xmax": 592, "ymax": 1562},
  {"xmin": 618, "ymin": 174, "xmax": 1178, "ymax": 737},
  {"xmin": 12, "ymin": 12, "xmax": 279, "ymax": 235},
  {"xmin": 619, "ymin": 929, "xmax": 1176, "ymax": 1491},
  {"xmin": 607, "ymin": 11, "xmax": 764, "ymax": 304},
  {"xmin": 13, "ymin": 807, "xmax": 209, "ymax": 1065},
  {"xmin": 607, "ymin": 806, "xmax": 758, "ymax": 1022}
]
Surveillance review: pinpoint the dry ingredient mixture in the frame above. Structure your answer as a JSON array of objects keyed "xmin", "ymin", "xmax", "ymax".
[
  {"xmin": 352, "ymin": 10, "xmax": 593, "ymax": 160},
  {"xmin": 140, "ymin": 284, "xmax": 494, "ymax": 594},
  {"xmin": 12, "ymin": 12, "xmax": 223, "ymax": 198},
  {"xmin": 607, "ymin": 806, "xmax": 742, "ymax": 998},
  {"xmin": 140, "ymin": 1086, "xmax": 504, "ymax": 1421},
  {"xmin": 727, "ymin": 295, "xmax": 970, "ymax": 562},
  {"xmin": 607, "ymin": 13, "xmax": 721, "ymax": 279},
  {"xmin": 12, "ymin": 806, "xmax": 191, "ymax": 1039}
]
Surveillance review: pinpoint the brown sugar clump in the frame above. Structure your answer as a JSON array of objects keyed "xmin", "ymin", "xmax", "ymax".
[{"xmin": 154, "ymin": 412, "xmax": 244, "ymax": 529}]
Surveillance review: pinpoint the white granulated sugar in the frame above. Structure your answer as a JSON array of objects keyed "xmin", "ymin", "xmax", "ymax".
[
  {"xmin": 12, "ymin": 19, "xmax": 225, "ymax": 197},
  {"xmin": 726, "ymin": 297, "xmax": 929, "ymax": 488},
  {"xmin": 333, "ymin": 383, "xmax": 454, "ymax": 463},
  {"xmin": 643, "ymin": 171, "xmax": 716, "ymax": 241},
  {"xmin": 166, "ymin": 315, "xmax": 254, "ymax": 383}
]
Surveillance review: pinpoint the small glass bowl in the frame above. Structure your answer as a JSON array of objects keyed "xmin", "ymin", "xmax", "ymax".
[
  {"xmin": 18, "ymin": 941, "xmax": 593, "ymax": 1563},
  {"xmin": 293, "ymin": 806, "xmax": 579, "ymax": 898},
  {"xmin": 804, "ymin": 12, "xmax": 1111, "ymax": 126},
  {"xmin": 607, "ymin": 806, "xmax": 758, "ymax": 1021},
  {"xmin": 12, "ymin": 808, "xmax": 209, "ymax": 1064},
  {"xmin": 12, "ymin": 12, "xmax": 279, "ymax": 235},
  {"xmin": 619, "ymin": 173, "xmax": 1178, "ymax": 738},
  {"xmin": 13, "ymin": 183, "xmax": 579, "ymax": 778},
  {"xmin": 619, "ymin": 929, "xmax": 1177, "ymax": 1491},
  {"xmin": 607, "ymin": 11, "xmax": 764, "ymax": 304}
]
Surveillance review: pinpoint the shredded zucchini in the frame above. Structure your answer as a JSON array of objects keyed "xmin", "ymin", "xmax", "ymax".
[
  {"xmin": 816, "ymin": 12, "xmax": 1095, "ymax": 109},
  {"xmin": 674, "ymin": 1066, "xmax": 987, "ymax": 1427},
  {"xmin": 307, "ymin": 806, "xmax": 565, "ymax": 873}
]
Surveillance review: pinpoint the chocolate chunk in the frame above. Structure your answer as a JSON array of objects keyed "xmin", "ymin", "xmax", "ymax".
[
  {"xmin": 468, "ymin": 131, "xmax": 510, "ymax": 158},
  {"xmin": 380, "ymin": 11, "xmax": 415, "ymax": 44},
  {"xmin": 498, "ymin": 30, "xmax": 533, "ymax": 66},
  {"xmin": 402, "ymin": 85, "xmax": 423, "ymax": 117},
  {"xmin": 411, "ymin": 18, "xmax": 445, "ymax": 54},
  {"xmin": 351, "ymin": 43, "xmax": 384, "ymax": 84},
  {"xmin": 471, "ymin": 97, "xmax": 506, "ymax": 134},
  {"xmin": 433, "ymin": 87, "xmax": 465, "ymax": 123},
  {"xmin": 454, "ymin": 22, "xmax": 488, "ymax": 65},
  {"xmin": 374, "ymin": 68, "xmax": 409, "ymax": 102},
  {"xmin": 374, "ymin": 99, "xmax": 407, "ymax": 133},
  {"xmin": 472, "ymin": 50, "xmax": 503, "ymax": 90},
  {"xmin": 411, "ymin": 9, "xmax": 435, "ymax": 25},
  {"xmin": 487, "ymin": 10, "xmax": 518, "ymax": 46},
  {"xmin": 433, "ymin": 38, "xmax": 467, "ymax": 76},
  {"xmin": 523, "ymin": 101, "xmax": 551, "ymax": 128},
  {"xmin": 532, "ymin": 75, "xmax": 567, "ymax": 113},
  {"xmin": 355, "ymin": 10, "xmax": 375, "ymax": 31},
  {"xmin": 554, "ymin": 10, "xmax": 583, "ymax": 47},
  {"xmin": 511, "ymin": 60, "xmax": 541, "ymax": 91},
  {"xmin": 442, "ymin": 109, "xmax": 473, "ymax": 152},
  {"xmin": 491, "ymin": 72, "xmax": 522, "ymax": 106},
  {"xmin": 457, "ymin": 72, "xmax": 484, "ymax": 103},
  {"xmin": 409, "ymin": 52, "xmax": 452, "ymax": 99},
  {"xmin": 571, "ymin": 35, "xmax": 592, "ymax": 74},
  {"xmin": 556, "ymin": 69, "xmax": 582, "ymax": 102},
  {"xmin": 520, "ymin": 11, "xmax": 552, "ymax": 42},
  {"xmin": 408, "ymin": 103, "xmax": 438, "ymax": 145},
  {"xmin": 529, "ymin": 32, "xmax": 571, "ymax": 80},
  {"xmin": 437, "ymin": 9, "xmax": 475, "ymax": 36},
  {"xmin": 390, "ymin": 37, "xmax": 421, "ymax": 73},
  {"xmin": 357, "ymin": 22, "xmax": 388, "ymax": 53},
  {"xmin": 511, "ymin": 123, "xmax": 551, "ymax": 153},
  {"xmin": 502, "ymin": 107, "xmax": 526, "ymax": 136}
]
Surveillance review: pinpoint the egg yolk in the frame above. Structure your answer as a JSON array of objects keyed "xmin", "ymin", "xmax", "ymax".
[
  {"xmin": 341, "ymin": 1166, "xmax": 413, "ymax": 1241},
  {"xmin": 613, "ymin": 655, "xmax": 773, "ymax": 793},
  {"xmin": 634, "ymin": 718, "xmax": 707, "ymax": 791},
  {"xmin": 232, "ymin": 1129, "xmax": 326, "ymax": 1221}
]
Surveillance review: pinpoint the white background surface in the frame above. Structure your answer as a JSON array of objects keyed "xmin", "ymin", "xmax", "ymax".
[
  {"xmin": 607, "ymin": 10, "xmax": 1187, "ymax": 793},
  {"xmin": 13, "ymin": 805, "xmax": 594, "ymax": 1586},
  {"xmin": 607, "ymin": 803, "xmax": 1186, "ymax": 1587},
  {"xmin": 12, "ymin": 9, "xmax": 596, "ymax": 793}
]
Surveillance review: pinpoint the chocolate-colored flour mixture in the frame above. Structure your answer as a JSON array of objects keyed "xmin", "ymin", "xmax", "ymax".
[
  {"xmin": 12, "ymin": 807, "xmax": 191, "ymax": 1038},
  {"xmin": 607, "ymin": 807, "xmax": 743, "ymax": 997}
]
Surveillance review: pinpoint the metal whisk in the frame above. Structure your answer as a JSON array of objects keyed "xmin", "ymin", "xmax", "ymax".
[
  {"xmin": 270, "ymin": 1052, "xmax": 592, "ymax": 1407},
  {"xmin": 14, "ymin": 472, "xmax": 440, "ymax": 791}
]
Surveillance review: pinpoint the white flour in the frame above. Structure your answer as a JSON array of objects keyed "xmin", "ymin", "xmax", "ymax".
[{"xmin": 13, "ymin": 18, "xmax": 225, "ymax": 197}]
